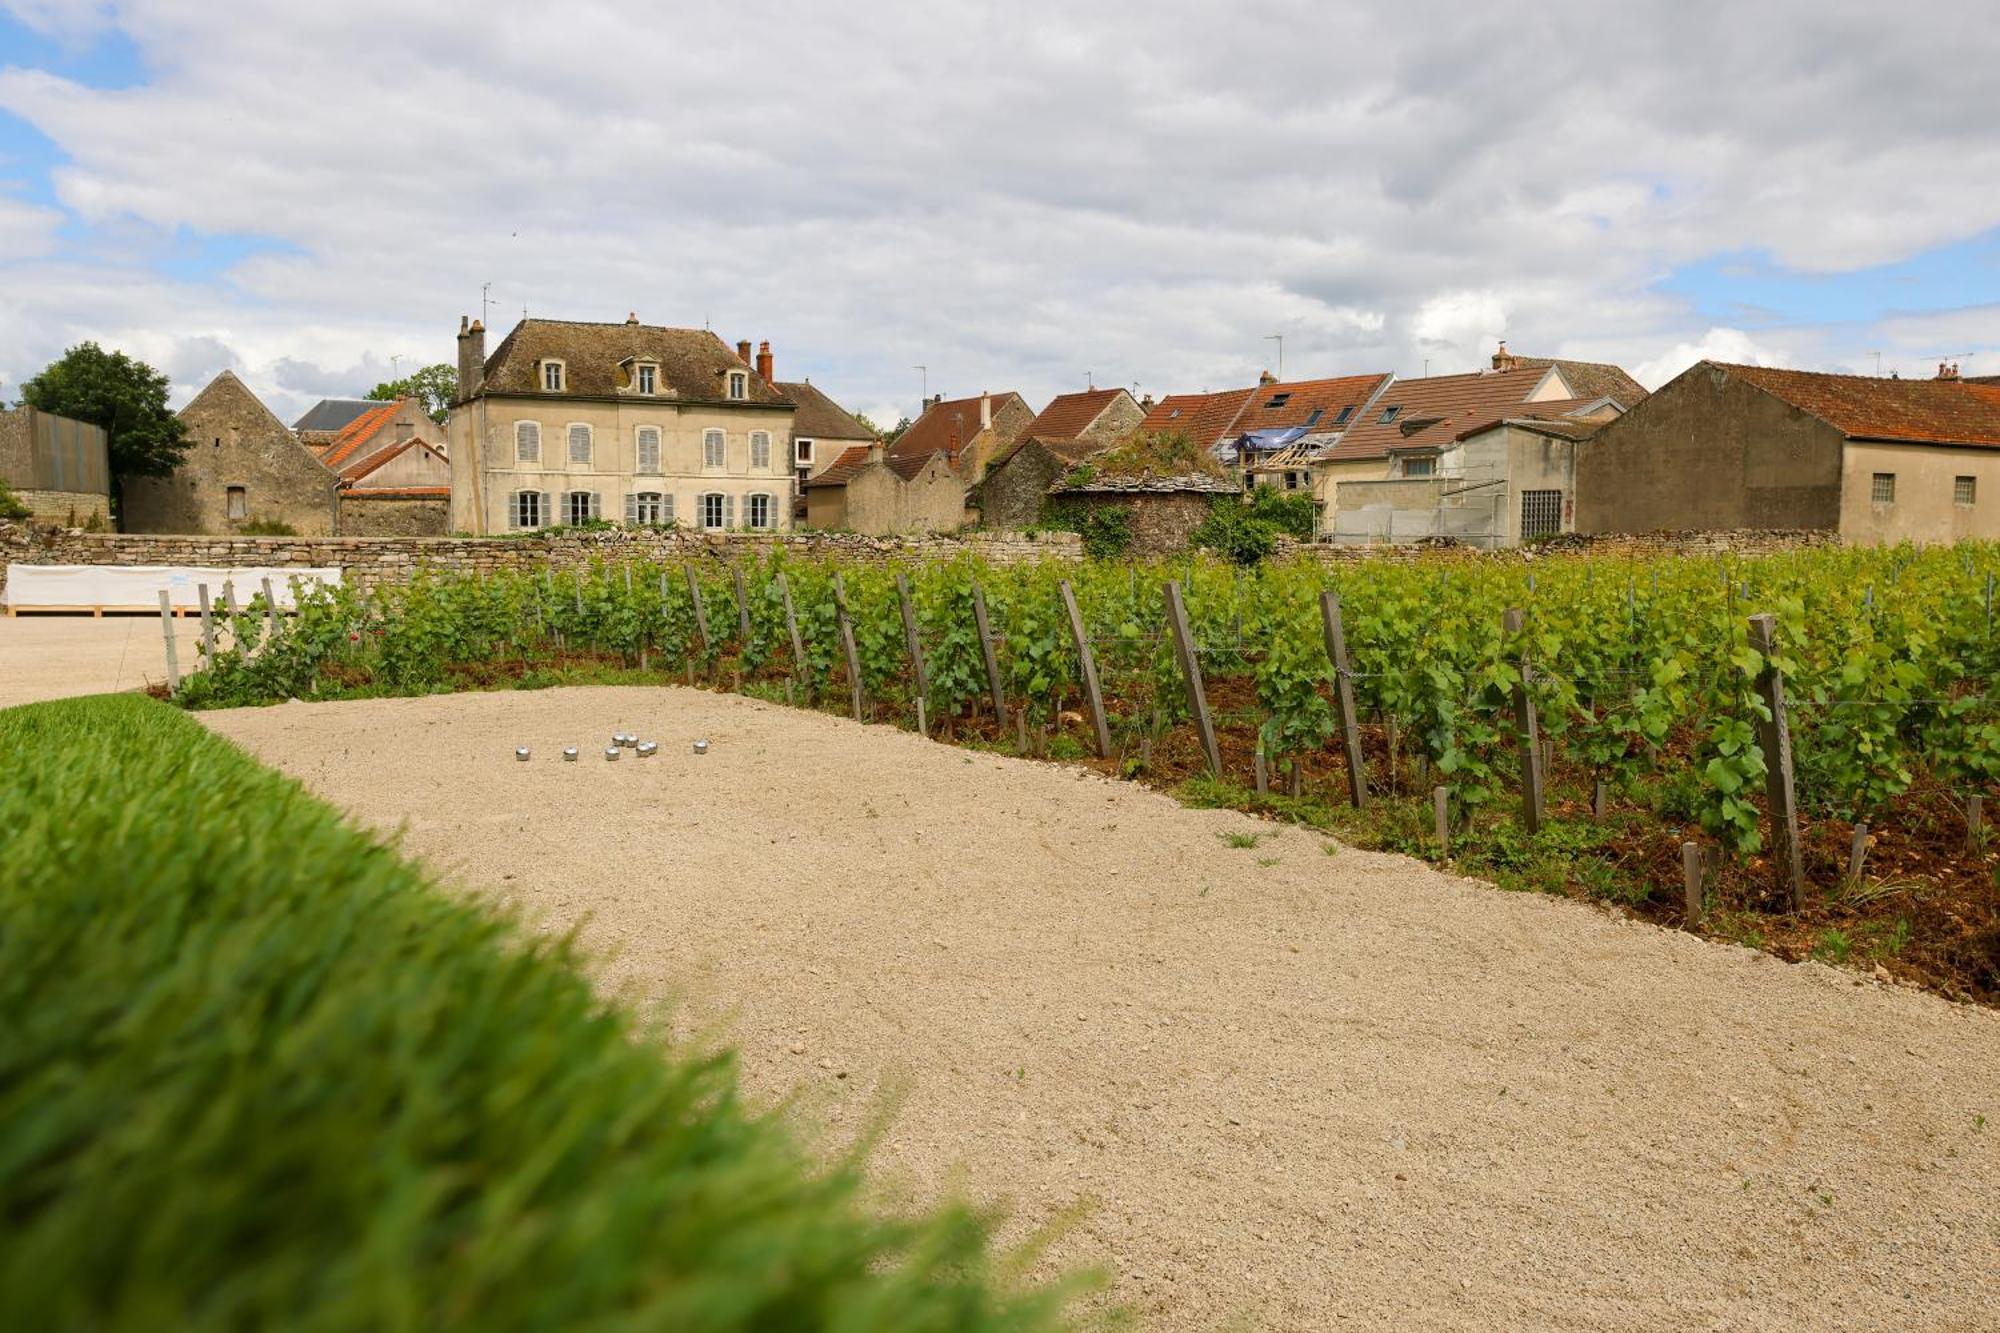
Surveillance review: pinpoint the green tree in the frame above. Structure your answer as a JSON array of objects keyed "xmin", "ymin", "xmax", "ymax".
[
  {"xmin": 852, "ymin": 411, "xmax": 882, "ymax": 439},
  {"xmin": 367, "ymin": 363, "xmax": 457, "ymax": 423},
  {"xmin": 880, "ymin": 415, "xmax": 914, "ymax": 445},
  {"xmin": 16, "ymin": 342, "xmax": 189, "ymax": 490}
]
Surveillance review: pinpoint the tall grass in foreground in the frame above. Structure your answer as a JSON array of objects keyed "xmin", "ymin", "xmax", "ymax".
[{"xmin": 0, "ymin": 694, "xmax": 1084, "ymax": 1331}]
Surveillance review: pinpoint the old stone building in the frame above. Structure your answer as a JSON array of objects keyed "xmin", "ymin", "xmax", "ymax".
[
  {"xmin": 884, "ymin": 390, "xmax": 1033, "ymax": 486},
  {"xmin": 122, "ymin": 371, "xmax": 339, "ymax": 535},
  {"xmin": 802, "ymin": 442, "xmax": 968, "ymax": 534},
  {"xmin": 1052, "ymin": 474, "xmax": 1238, "ymax": 556},
  {"xmin": 979, "ymin": 387, "xmax": 1145, "ymax": 528},
  {"xmin": 1575, "ymin": 362, "xmax": 1999, "ymax": 544},
  {"xmin": 769, "ymin": 350, "xmax": 874, "ymax": 518},
  {"xmin": 0, "ymin": 405, "xmax": 110, "ymax": 525},
  {"xmin": 447, "ymin": 315, "xmax": 799, "ymax": 534}
]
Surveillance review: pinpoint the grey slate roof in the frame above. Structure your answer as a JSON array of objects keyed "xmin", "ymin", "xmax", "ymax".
[
  {"xmin": 293, "ymin": 399, "xmax": 382, "ymax": 433},
  {"xmin": 775, "ymin": 380, "xmax": 874, "ymax": 441},
  {"xmin": 477, "ymin": 318, "xmax": 793, "ymax": 407}
]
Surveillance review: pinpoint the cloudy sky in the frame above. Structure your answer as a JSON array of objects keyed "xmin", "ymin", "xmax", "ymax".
[{"xmin": 2, "ymin": 1, "xmax": 1998, "ymax": 428}]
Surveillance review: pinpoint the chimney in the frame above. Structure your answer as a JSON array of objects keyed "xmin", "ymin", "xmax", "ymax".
[
  {"xmin": 1492, "ymin": 340, "xmax": 1516, "ymax": 372},
  {"xmin": 1258, "ymin": 369, "xmax": 1277, "ymax": 386},
  {"xmin": 868, "ymin": 441, "xmax": 885, "ymax": 466},
  {"xmin": 756, "ymin": 340, "xmax": 774, "ymax": 385},
  {"xmin": 1140, "ymin": 393, "xmax": 1155, "ymax": 409},
  {"xmin": 1937, "ymin": 360, "xmax": 1961, "ymax": 381},
  {"xmin": 979, "ymin": 391, "xmax": 992, "ymax": 431},
  {"xmin": 626, "ymin": 311, "xmax": 639, "ymax": 326},
  {"xmin": 456, "ymin": 316, "xmax": 486, "ymax": 400},
  {"xmin": 736, "ymin": 339, "xmax": 752, "ymax": 365},
  {"xmin": 948, "ymin": 418, "xmax": 962, "ymax": 461}
]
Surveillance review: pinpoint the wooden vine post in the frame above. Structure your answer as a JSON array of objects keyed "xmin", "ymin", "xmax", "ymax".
[
  {"xmin": 1163, "ymin": 580, "xmax": 1221, "ymax": 778},
  {"xmin": 971, "ymin": 581, "xmax": 1008, "ymax": 729},
  {"xmin": 732, "ymin": 564, "xmax": 752, "ymax": 641},
  {"xmin": 260, "ymin": 576, "xmax": 278, "ymax": 644},
  {"xmin": 895, "ymin": 572, "xmax": 931, "ymax": 737},
  {"xmin": 1058, "ymin": 579, "xmax": 1112, "ymax": 758},
  {"xmin": 1747, "ymin": 613, "xmax": 1805, "ymax": 910},
  {"xmin": 1682, "ymin": 842, "xmax": 1704, "ymax": 926},
  {"xmin": 197, "ymin": 583, "xmax": 216, "ymax": 660},
  {"xmin": 1318, "ymin": 590, "xmax": 1368, "ymax": 808},
  {"xmin": 1502, "ymin": 607, "xmax": 1545, "ymax": 833},
  {"xmin": 684, "ymin": 565, "xmax": 711, "ymax": 658},
  {"xmin": 158, "ymin": 588, "xmax": 180, "ymax": 691},
  {"xmin": 831, "ymin": 572, "xmax": 865, "ymax": 723},
  {"xmin": 776, "ymin": 571, "xmax": 810, "ymax": 697}
]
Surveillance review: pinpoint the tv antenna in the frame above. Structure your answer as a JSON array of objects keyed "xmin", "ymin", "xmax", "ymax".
[
  {"xmin": 1264, "ymin": 333, "xmax": 1284, "ymax": 380},
  {"xmin": 914, "ymin": 364, "xmax": 928, "ymax": 405}
]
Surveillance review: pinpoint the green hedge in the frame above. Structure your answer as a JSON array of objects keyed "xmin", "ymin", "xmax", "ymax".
[{"xmin": 0, "ymin": 695, "xmax": 1079, "ymax": 1331}]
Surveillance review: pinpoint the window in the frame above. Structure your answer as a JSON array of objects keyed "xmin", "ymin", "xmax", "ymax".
[
  {"xmin": 797, "ymin": 465, "xmax": 812, "ymax": 490},
  {"xmin": 1404, "ymin": 457, "xmax": 1435, "ymax": 479},
  {"xmin": 511, "ymin": 490, "xmax": 545, "ymax": 529},
  {"xmin": 747, "ymin": 492, "xmax": 773, "ymax": 529},
  {"xmin": 636, "ymin": 426, "xmax": 661, "ymax": 473},
  {"xmin": 727, "ymin": 371, "xmax": 747, "ymax": 400},
  {"xmin": 626, "ymin": 491, "xmax": 665, "ymax": 525},
  {"xmin": 1521, "ymin": 488, "xmax": 1563, "ymax": 539},
  {"xmin": 750, "ymin": 430, "xmax": 771, "ymax": 469},
  {"xmin": 1378, "ymin": 405, "xmax": 1401, "ymax": 424},
  {"xmin": 1283, "ymin": 471, "xmax": 1302, "ymax": 490},
  {"xmin": 515, "ymin": 421, "xmax": 541, "ymax": 462},
  {"xmin": 636, "ymin": 364, "xmax": 656, "ymax": 395},
  {"xmin": 1954, "ymin": 475, "xmax": 1977, "ymax": 506},
  {"xmin": 795, "ymin": 438, "xmax": 814, "ymax": 466},
  {"xmin": 1334, "ymin": 405, "xmax": 1354, "ymax": 425},
  {"xmin": 542, "ymin": 361, "xmax": 565, "ymax": 392},
  {"xmin": 568, "ymin": 423, "xmax": 592, "ymax": 465},
  {"xmin": 703, "ymin": 428, "xmax": 725, "ymax": 468},
  {"xmin": 226, "ymin": 486, "xmax": 247, "ymax": 519},
  {"xmin": 1265, "ymin": 392, "xmax": 1291, "ymax": 409},
  {"xmin": 565, "ymin": 490, "xmax": 599, "ymax": 525},
  {"xmin": 701, "ymin": 492, "xmax": 728, "ymax": 530},
  {"xmin": 1303, "ymin": 408, "xmax": 1323, "ymax": 428},
  {"xmin": 1871, "ymin": 472, "xmax": 1896, "ymax": 504}
]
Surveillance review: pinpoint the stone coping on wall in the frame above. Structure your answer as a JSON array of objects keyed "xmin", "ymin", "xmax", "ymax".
[{"xmin": 1278, "ymin": 529, "xmax": 1842, "ymax": 563}]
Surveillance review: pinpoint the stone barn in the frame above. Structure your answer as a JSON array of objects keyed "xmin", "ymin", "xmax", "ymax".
[{"xmin": 122, "ymin": 371, "xmax": 338, "ymax": 535}]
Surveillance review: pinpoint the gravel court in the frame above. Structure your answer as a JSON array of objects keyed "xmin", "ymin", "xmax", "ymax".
[
  {"xmin": 203, "ymin": 686, "xmax": 2000, "ymax": 1332},
  {"xmin": 0, "ymin": 615, "xmax": 194, "ymax": 708}
]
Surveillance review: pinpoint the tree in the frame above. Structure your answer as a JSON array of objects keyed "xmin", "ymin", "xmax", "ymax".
[
  {"xmin": 880, "ymin": 415, "xmax": 914, "ymax": 446},
  {"xmin": 367, "ymin": 363, "xmax": 457, "ymax": 423},
  {"xmin": 17, "ymin": 342, "xmax": 189, "ymax": 487}
]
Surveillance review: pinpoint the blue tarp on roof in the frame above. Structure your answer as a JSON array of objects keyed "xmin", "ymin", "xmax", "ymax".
[{"xmin": 1214, "ymin": 425, "xmax": 1308, "ymax": 465}]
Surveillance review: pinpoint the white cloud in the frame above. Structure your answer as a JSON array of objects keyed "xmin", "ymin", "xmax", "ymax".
[
  {"xmin": 1634, "ymin": 328, "xmax": 1787, "ymax": 388},
  {"xmin": 2, "ymin": 0, "xmax": 2000, "ymax": 420}
]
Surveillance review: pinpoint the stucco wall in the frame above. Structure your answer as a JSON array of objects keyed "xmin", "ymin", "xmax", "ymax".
[
  {"xmin": 1574, "ymin": 367, "xmax": 1845, "ymax": 533},
  {"xmin": 1837, "ymin": 442, "xmax": 2000, "ymax": 544},
  {"xmin": 449, "ymin": 393, "xmax": 796, "ymax": 534},
  {"xmin": 1312, "ymin": 457, "xmax": 1391, "ymax": 535},
  {"xmin": 838, "ymin": 454, "xmax": 968, "ymax": 535},
  {"xmin": 121, "ymin": 372, "xmax": 338, "ymax": 536}
]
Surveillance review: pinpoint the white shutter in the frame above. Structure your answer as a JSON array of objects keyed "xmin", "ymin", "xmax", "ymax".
[
  {"xmin": 592, "ymin": 491, "xmax": 603, "ymax": 520},
  {"xmin": 541, "ymin": 492, "xmax": 553, "ymax": 527},
  {"xmin": 663, "ymin": 492, "xmax": 675, "ymax": 522},
  {"xmin": 724, "ymin": 494, "xmax": 736, "ymax": 529},
  {"xmin": 508, "ymin": 491, "xmax": 520, "ymax": 530},
  {"xmin": 624, "ymin": 493, "xmax": 637, "ymax": 524}
]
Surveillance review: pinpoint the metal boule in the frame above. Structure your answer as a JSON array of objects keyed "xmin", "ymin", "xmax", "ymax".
[
  {"xmin": 636, "ymin": 740, "xmax": 657, "ymax": 757},
  {"xmin": 562, "ymin": 746, "xmax": 579, "ymax": 762},
  {"xmin": 515, "ymin": 746, "xmax": 531, "ymax": 762},
  {"xmin": 693, "ymin": 739, "xmax": 710, "ymax": 755},
  {"xmin": 605, "ymin": 745, "xmax": 621, "ymax": 761}
]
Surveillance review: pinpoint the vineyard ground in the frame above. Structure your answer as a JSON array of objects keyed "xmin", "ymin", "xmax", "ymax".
[{"xmin": 204, "ymin": 686, "xmax": 2000, "ymax": 1333}]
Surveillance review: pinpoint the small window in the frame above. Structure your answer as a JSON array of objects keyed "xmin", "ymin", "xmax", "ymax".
[
  {"xmin": 636, "ymin": 426, "xmax": 661, "ymax": 474},
  {"xmin": 1303, "ymin": 408, "xmax": 1323, "ymax": 428},
  {"xmin": 703, "ymin": 429, "xmax": 725, "ymax": 468},
  {"xmin": 750, "ymin": 430, "xmax": 771, "ymax": 469},
  {"xmin": 636, "ymin": 364, "xmax": 656, "ymax": 395},
  {"xmin": 568, "ymin": 423, "xmax": 592, "ymax": 466},
  {"xmin": 1265, "ymin": 392, "xmax": 1291, "ymax": 409},
  {"xmin": 1521, "ymin": 488, "xmax": 1563, "ymax": 539},
  {"xmin": 797, "ymin": 465, "xmax": 812, "ymax": 489},
  {"xmin": 1379, "ymin": 405, "xmax": 1401, "ymax": 424},
  {"xmin": 1403, "ymin": 457, "xmax": 1435, "ymax": 479},
  {"xmin": 512, "ymin": 490, "xmax": 544, "ymax": 529},
  {"xmin": 1283, "ymin": 471, "xmax": 1302, "ymax": 490},
  {"xmin": 701, "ymin": 492, "xmax": 727, "ymax": 530},
  {"xmin": 1334, "ymin": 405, "xmax": 1354, "ymax": 425},
  {"xmin": 727, "ymin": 371, "xmax": 747, "ymax": 400},
  {"xmin": 626, "ymin": 491, "xmax": 665, "ymax": 525},
  {"xmin": 1954, "ymin": 475, "xmax": 1977, "ymax": 506},
  {"xmin": 226, "ymin": 486, "xmax": 247, "ymax": 519},
  {"xmin": 1871, "ymin": 472, "xmax": 1896, "ymax": 504},
  {"xmin": 795, "ymin": 437, "xmax": 815, "ymax": 466},
  {"xmin": 565, "ymin": 490, "xmax": 599, "ymax": 525},
  {"xmin": 542, "ymin": 361, "xmax": 565, "ymax": 392},
  {"xmin": 747, "ymin": 492, "xmax": 773, "ymax": 529},
  {"xmin": 515, "ymin": 421, "xmax": 540, "ymax": 462}
]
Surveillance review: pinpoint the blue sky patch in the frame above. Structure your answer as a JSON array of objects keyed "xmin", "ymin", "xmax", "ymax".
[{"xmin": 1661, "ymin": 229, "xmax": 2000, "ymax": 329}]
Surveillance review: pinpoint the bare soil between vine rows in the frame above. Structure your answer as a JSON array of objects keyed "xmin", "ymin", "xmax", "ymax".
[{"xmin": 204, "ymin": 686, "xmax": 2000, "ymax": 1332}]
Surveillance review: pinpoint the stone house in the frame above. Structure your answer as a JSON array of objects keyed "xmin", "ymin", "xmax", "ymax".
[
  {"xmin": 0, "ymin": 405, "xmax": 110, "ymax": 526},
  {"xmin": 802, "ymin": 441, "xmax": 968, "ymax": 535},
  {"xmin": 979, "ymin": 387, "xmax": 1144, "ymax": 529},
  {"xmin": 446, "ymin": 314, "xmax": 798, "ymax": 534},
  {"xmin": 122, "ymin": 371, "xmax": 339, "ymax": 535},
  {"xmin": 1574, "ymin": 361, "xmax": 2000, "ymax": 544},
  {"xmin": 884, "ymin": 390, "xmax": 1033, "ymax": 486},
  {"xmin": 769, "ymin": 351, "xmax": 875, "ymax": 517},
  {"xmin": 312, "ymin": 396, "xmax": 447, "ymax": 473},
  {"xmin": 1051, "ymin": 473, "xmax": 1239, "ymax": 557}
]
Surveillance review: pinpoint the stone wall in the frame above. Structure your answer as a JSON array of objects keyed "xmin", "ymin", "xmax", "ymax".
[
  {"xmin": 1061, "ymin": 491, "xmax": 1215, "ymax": 558},
  {"xmin": 14, "ymin": 489, "xmax": 110, "ymax": 528},
  {"xmin": 337, "ymin": 494, "xmax": 451, "ymax": 537},
  {"xmin": 980, "ymin": 442, "xmax": 1066, "ymax": 530},
  {"xmin": 0, "ymin": 523, "xmax": 1082, "ymax": 597},
  {"xmin": 1277, "ymin": 527, "xmax": 1841, "ymax": 564}
]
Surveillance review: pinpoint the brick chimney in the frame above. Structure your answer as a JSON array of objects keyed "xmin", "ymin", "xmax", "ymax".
[
  {"xmin": 1258, "ymin": 369, "xmax": 1277, "ymax": 386},
  {"xmin": 1492, "ymin": 340, "xmax": 1516, "ymax": 372},
  {"xmin": 1937, "ymin": 360, "xmax": 1961, "ymax": 380},
  {"xmin": 736, "ymin": 339, "xmax": 752, "ymax": 365},
  {"xmin": 756, "ymin": 340, "xmax": 774, "ymax": 385},
  {"xmin": 625, "ymin": 311, "xmax": 639, "ymax": 326},
  {"xmin": 978, "ymin": 391, "xmax": 991, "ymax": 431},
  {"xmin": 1140, "ymin": 393, "xmax": 1155, "ymax": 409},
  {"xmin": 456, "ymin": 316, "xmax": 485, "ymax": 399},
  {"xmin": 948, "ymin": 417, "xmax": 962, "ymax": 462}
]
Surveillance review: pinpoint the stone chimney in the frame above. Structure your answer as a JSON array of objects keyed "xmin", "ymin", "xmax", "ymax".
[
  {"xmin": 868, "ymin": 441, "xmax": 885, "ymax": 466},
  {"xmin": 736, "ymin": 339, "xmax": 752, "ymax": 365},
  {"xmin": 1492, "ymin": 340, "xmax": 1517, "ymax": 372},
  {"xmin": 1937, "ymin": 360, "xmax": 1961, "ymax": 380},
  {"xmin": 1140, "ymin": 393, "xmax": 1155, "ymax": 409},
  {"xmin": 756, "ymin": 340, "xmax": 774, "ymax": 385},
  {"xmin": 456, "ymin": 316, "xmax": 486, "ymax": 399},
  {"xmin": 978, "ymin": 391, "xmax": 992, "ymax": 431},
  {"xmin": 1258, "ymin": 369, "xmax": 1277, "ymax": 386},
  {"xmin": 626, "ymin": 311, "xmax": 639, "ymax": 326}
]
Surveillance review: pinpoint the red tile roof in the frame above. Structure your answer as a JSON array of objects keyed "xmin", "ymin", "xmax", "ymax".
[
  {"xmin": 1225, "ymin": 373, "xmax": 1393, "ymax": 437},
  {"xmin": 1134, "ymin": 388, "xmax": 1257, "ymax": 450},
  {"xmin": 1023, "ymin": 388, "xmax": 1126, "ymax": 443},
  {"xmin": 339, "ymin": 436, "xmax": 447, "ymax": 484},
  {"xmin": 1319, "ymin": 366, "xmax": 1562, "ymax": 461},
  {"xmin": 1719, "ymin": 363, "xmax": 2000, "ymax": 448},
  {"xmin": 318, "ymin": 400, "xmax": 402, "ymax": 470},
  {"xmin": 804, "ymin": 444, "xmax": 874, "ymax": 488},
  {"xmin": 886, "ymin": 392, "xmax": 1026, "ymax": 479}
]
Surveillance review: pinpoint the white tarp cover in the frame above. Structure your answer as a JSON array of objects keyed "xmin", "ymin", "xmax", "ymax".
[{"xmin": 4, "ymin": 565, "xmax": 343, "ymax": 610}]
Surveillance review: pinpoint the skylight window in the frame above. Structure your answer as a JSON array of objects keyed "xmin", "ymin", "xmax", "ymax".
[
  {"xmin": 1335, "ymin": 405, "xmax": 1354, "ymax": 424},
  {"xmin": 1379, "ymin": 405, "xmax": 1401, "ymax": 424},
  {"xmin": 1265, "ymin": 393, "xmax": 1291, "ymax": 409},
  {"xmin": 1304, "ymin": 408, "xmax": 1324, "ymax": 428}
]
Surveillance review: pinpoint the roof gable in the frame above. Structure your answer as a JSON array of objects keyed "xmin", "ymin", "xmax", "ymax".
[
  {"xmin": 1228, "ymin": 373, "xmax": 1394, "ymax": 437},
  {"xmin": 887, "ymin": 391, "xmax": 1028, "ymax": 474},
  {"xmin": 319, "ymin": 400, "xmax": 404, "ymax": 470},
  {"xmin": 1023, "ymin": 387, "xmax": 1130, "ymax": 443},
  {"xmin": 1134, "ymin": 388, "xmax": 1257, "ymax": 450}
]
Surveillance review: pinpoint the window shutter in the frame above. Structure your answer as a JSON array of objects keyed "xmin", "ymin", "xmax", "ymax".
[
  {"xmin": 663, "ymin": 492, "xmax": 675, "ymax": 522},
  {"xmin": 624, "ymin": 493, "xmax": 637, "ymax": 524},
  {"xmin": 541, "ymin": 491, "xmax": 553, "ymax": 527},
  {"xmin": 508, "ymin": 491, "xmax": 520, "ymax": 530},
  {"xmin": 724, "ymin": 493, "xmax": 735, "ymax": 529},
  {"xmin": 592, "ymin": 491, "xmax": 603, "ymax": 520}
]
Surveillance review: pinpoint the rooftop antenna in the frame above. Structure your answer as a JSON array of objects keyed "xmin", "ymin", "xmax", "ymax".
[
  {"xmin": 480, "ymin": 282, "xmax": 493, "ymax": 327},
  {"xmin": 389, "ymin": 353, "xmax": 407, "ymax": 383},
  {"xmin": 1086, "ymin": 370, "xmax": 1094, "ymax": 389},
  {"xmin": 914, "ymin": 364, "xmax": 928, "ymax": 410},
  {"xmin": 1871, "ymin": 350, "xmax": 1882, "ymax": 378},
  {"xmin": 1265, "ymin": 333, "xmax": 1284, "ymax": 380}
]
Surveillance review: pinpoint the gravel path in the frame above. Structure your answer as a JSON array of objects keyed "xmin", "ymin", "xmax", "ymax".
[
  {"xmin": 204, "ymin": 686, "xmax": 2000, "ymax": 1332},
  {"xmin": 0, "ymin": 615, "xmax": 193, "ymax": 708}
]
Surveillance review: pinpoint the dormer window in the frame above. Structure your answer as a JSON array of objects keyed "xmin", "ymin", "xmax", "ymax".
[
  {"xmin": 727, "ymin": 371, "xmax": 748, "ymax": 400},
  {"xmin": 636, "ymin": 364, "xmax": 657, "ymax": 395},
  {"xmin": 542, "ymin": 360, "xmax": 565, "ymax": 392}
]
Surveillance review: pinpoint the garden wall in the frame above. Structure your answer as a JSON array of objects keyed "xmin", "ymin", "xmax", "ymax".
[{"xmin": 1276, "ymin": 528, "xmax": 1841, "ymax": 565}]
